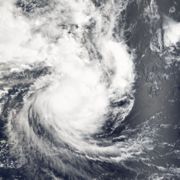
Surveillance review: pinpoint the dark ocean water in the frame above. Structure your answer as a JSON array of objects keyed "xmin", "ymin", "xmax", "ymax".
[{"xmin": 0, "ymin": 0, "xmax": 180, "ymax": 179}]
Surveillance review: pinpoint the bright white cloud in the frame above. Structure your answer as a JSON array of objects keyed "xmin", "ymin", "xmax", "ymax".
[{"xmin": 164, "ymin": 16, "xmax": 180, "ymax": 46}]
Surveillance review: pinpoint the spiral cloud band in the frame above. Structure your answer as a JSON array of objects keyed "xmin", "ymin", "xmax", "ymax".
[{"xmin": 0, "ymin": 0, "xmax": 137, "ymax": 179}]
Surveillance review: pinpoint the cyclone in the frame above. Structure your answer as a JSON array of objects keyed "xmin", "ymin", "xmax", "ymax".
[
  {"xmin": 1, "ymin": 0, "xmax": 180, "ymax": 179},
  {"xmin": 0, "ymin": 0, "xmax": 136, "ymax": 179}
]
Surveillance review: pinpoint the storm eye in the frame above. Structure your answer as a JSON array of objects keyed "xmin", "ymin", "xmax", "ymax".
[{"xmin": 157, "ymin": 0, "xmax": 180, "ymax": 22}]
